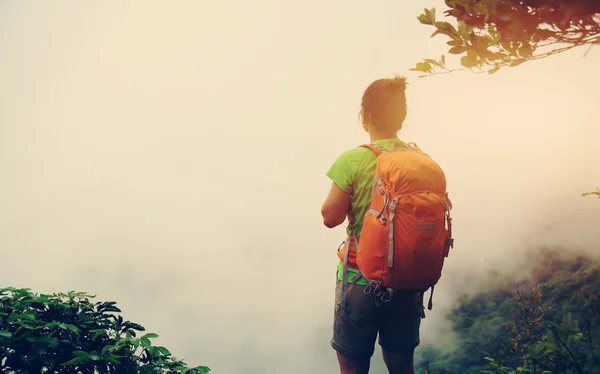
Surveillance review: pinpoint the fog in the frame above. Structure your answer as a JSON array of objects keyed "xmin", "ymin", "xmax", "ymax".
[{"xmin": 1, "ymin": 1, "xmax": 599, "ymax": 373}]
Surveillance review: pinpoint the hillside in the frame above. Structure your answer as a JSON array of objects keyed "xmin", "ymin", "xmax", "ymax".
[{"xmin": 415, "ymin": 248, "xmax": 600, "ymax": 374}]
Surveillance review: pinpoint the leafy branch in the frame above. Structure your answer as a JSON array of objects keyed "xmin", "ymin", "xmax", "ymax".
[
  {"xmin": 582, "ymin": 187, "xmax": 600, "ymax": 199},
  {"xmin": 411, "ymin": 1, "xmax": 600, "ymax": 77}
]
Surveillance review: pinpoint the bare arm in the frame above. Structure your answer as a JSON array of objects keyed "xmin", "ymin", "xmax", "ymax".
[{"xmin": 321, "ymin": 182, "xmax": 351, "ymax": 228}]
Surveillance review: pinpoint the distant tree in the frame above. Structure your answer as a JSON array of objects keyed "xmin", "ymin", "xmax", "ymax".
[
  {"xmin": 0, "ymin": 287, "xmax": 210, "ymax": 374},
  {"xmin": 414, "ymin": 249, "xmax": 600, "ymax": 373},
  {"xmin": 410, "ymin": 0, "xmax": 600, "ymax": 76},
  {"xmin": 482, "ymin": 284, "xmax": 600, "ymax": 373}
]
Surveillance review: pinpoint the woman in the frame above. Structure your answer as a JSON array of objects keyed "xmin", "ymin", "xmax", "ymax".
[{"xmin": 321, "ymin": 76, "xmax": 423, "ymax": 374}]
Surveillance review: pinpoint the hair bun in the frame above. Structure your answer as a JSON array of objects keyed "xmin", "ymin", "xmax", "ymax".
[{"xmin": 391, "ymin": 75, "xmax": 407, "ymax": 92}]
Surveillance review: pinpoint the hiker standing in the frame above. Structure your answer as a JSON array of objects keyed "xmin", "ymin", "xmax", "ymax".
[{"xmin": 321, "ymin": 76, "xmax": 453, "ymax": 374}]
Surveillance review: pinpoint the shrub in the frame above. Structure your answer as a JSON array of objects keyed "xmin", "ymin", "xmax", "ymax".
[{"xmin": 0, "ymin": 287, "xmax": 210, "ymax": 374}]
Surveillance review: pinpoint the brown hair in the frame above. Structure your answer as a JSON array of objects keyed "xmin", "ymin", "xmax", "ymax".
[{"xmin": 360, "ymin": 75, "xmax": 408, "ymax": 132}]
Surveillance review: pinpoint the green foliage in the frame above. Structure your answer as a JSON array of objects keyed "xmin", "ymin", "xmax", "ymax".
[
  {"xmin": 480, "ymin": 286, "xmax": 600, "ymax": 373},
  {"xmin": 582, "ymin": 187, "xmax": 600, "ymax": 199},
  {"xmin": 411, "ymin": 0, "xmax": 600, "ymax": 77},
  {"xmin": 416, "ymin": 249, "xmax": 600, "ymax": 373},
  {"xmin": 0, "ymin": 287, "xmax": 210, "ymax": 374}
]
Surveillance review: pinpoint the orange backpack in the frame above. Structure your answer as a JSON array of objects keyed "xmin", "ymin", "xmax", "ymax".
[{"xmin": 338, "ymin": 141, "xmax": 454, "ymax": 311}]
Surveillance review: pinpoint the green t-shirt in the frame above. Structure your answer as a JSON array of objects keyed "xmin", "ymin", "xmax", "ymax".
[{"xmin": 326, "ymin": 138, "xmax": 403, "ymax": 285}]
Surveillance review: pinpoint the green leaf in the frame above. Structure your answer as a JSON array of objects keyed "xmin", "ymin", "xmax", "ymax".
[
  {"xmin": 105, "ymin": 355, "xmax": 121, "ymax": 365},
  {"xmin": 461, "ymin": 55, "xmax": 477, "ymax": 68},
  {"xmin": 423, "ymin": 61, "xmax": 433, "ymax": 73},
  {"xmin": 142, "ymin": 332, "xmax": 159, "ymax": 339},
  {"xmin": 430, "ymin": 29, "xmax": 443, "ymax": 38},
  {"xmin": 409, "ymin": 62, "xmax": 428, "ymax": 73},
  {"xmin": 102, "ymin": 305, "xmax": 122, "ymax": 313},
  {"xmin": 101, "ymin": 344, "xmax": 115, "ymax": 355},
  {"xmin": 127, "ymin": 322, "xmax": 145, "ymax": 331},
  {"xmin": 20, "ymin": 313, "xmax": 35, "ymax": 320},
  {"xmin": 417, "ymin": 14, "xmax": 432, "ymax": 25},
  {"xmin": 0, "ymin": 330, "xmax": 12, "ymax": 338},
  {"xmin": 141, "ymin": 337, "xmax": 152, "ymax": 349},
  {"xmin": 457, "ymin": 21, "xmax": 470, "ymax": 38},
  {"xmin": 424, "ymin": 8, "xmax": 436, "ymax": 24},
  {"xmin": 72, "ymin": 350, "xmax": 91, "ymax": 357},
  {"xmin": 469, "ymin": 32, "xmax": 478, "ymax": 47},
  {"xmin": 424, "ymin": 59, "xmax": 441, "ymax": 67},
  {"xmin": 488, "ymin": 65, "xmax": 501, "ymax": 75},
  {"xmin": 509, "ymin": 59, "xmax": 526, "ymax": 67},
  {"xmin": 157, "ymin": 346, "xmax": 172, "ymax": 356},
  {"xmin": 449, "ymin": 46, "xmax": 467, "ymax": 54},
  {"xmin": 65, "ymin": 324, "xmax": 80, "ymax": 335},
  {"xmin": 63, "ymin": 354, "xmax": 91, "ymax": 366},
  {"xmin": 486, "ymin": 51, "xmax": 508, "ymax": 61}
]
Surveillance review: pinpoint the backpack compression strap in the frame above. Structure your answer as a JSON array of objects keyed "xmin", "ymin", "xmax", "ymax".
[{"xmin": 341, "ymin": 235, "xmax": 361, "ymax": 309}]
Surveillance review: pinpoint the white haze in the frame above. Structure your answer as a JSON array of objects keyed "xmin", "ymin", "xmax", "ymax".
[{"xmin": 1, "ymin": 1, "xmax": 599, "ymax": 373}]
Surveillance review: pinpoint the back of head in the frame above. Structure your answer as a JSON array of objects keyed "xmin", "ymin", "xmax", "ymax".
[{"xmin": 360, "ymin": 75, "xmax": 408, "ymax": 133}]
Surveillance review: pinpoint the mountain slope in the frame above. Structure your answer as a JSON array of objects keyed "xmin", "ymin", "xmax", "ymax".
[{"xmin": 416, "ymin": 248, "xmax": 600, "ymax": 374}]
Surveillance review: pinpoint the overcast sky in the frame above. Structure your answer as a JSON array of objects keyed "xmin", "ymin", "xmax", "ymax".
[{"xmin": 1, "ymin": 1, "xmax": 599, "ymax": 373}]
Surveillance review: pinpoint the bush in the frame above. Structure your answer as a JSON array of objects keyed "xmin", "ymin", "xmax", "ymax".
[{"xmin": 0, "ymin": 287, "xmax": 210, "ymax": 374}]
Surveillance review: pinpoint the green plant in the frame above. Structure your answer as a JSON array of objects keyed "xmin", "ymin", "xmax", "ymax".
[
  {"xmin": 0, "ymin": 287, "xmax": 210, "ymax": 374},
  {"xmin": 415, "ymin": 249, "xmax": 600, "ymax": 373},
  {"xmin": 582, "ymin": 187, "xmax": 600, "ymax": 199},
  {"xmin": 481, "ymin": 356, "xmax": 543, "ymax": 374},
  {"xmin": 411, "ymin": 0, "xmax": 600, "ymax": 77},
  {"xmin": 484, "ymin": 284, "xmax": 600, "ymax": 373},
  {"xmin": 410, "ymin": 1, "xmax": 598, "ymax": 200}
]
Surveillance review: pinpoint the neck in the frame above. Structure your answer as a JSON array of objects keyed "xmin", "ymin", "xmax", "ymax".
[{"xmin": 369, "ymin": 131, "xmax": 399, "ymax": 143}]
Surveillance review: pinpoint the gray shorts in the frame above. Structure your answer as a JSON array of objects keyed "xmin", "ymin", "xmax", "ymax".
[{"xmin": 331, "ymin": 277, "xmax": 423, "ymax": 360}]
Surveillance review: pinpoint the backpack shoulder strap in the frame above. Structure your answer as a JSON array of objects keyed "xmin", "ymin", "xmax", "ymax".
[
  {"xmin": 400, "ymin": 141, "xmax": 432, "ymax": 157},
  {"xmin": 407, "ymin": 142, "xmax": 422, "ymax": 151},
  {"xmin": 363, "ymin": 140, "xmax": 421, "ymax": 153},
  {"xmin": 359, "ymin": 144, "xmax": 384, "ymax": 156},
  {"xmin": 388, "ymin": 141, "xmax": 421, "ymax": 152}
]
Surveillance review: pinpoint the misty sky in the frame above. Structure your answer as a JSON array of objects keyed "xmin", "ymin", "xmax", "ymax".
[{"xmin": 1, "ymin": 1, "xmax": 599, "ymax": 373}]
